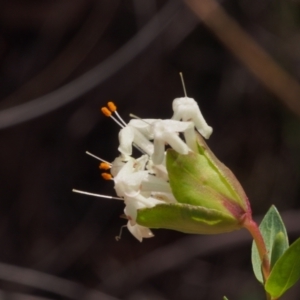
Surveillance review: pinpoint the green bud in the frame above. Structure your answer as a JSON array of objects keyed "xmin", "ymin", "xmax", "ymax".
[{"xmin": 137, "ymin": 134, "xmax": 251, "ymax": 235}]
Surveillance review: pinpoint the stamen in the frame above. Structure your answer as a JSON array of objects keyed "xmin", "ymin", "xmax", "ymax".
[
  {"xmin": 118, "ymin": 115, "xmax": 151, "ymax": 156},
  {"xmin": 72, "ymin": 189, "xmax": 122, "ymax": 200},
  {"xmin": 129, "ymin": 114, "xmax": 152, "ymax": 126},
  {"xmin": 99, "ymin": 162, "xmax": 111, "ymax": 170},
  {"xmin": 179, "ymin": 72, "xmax": 188, "ymax": 97},
  {"xmin": 86, "ymin": 151, "xmax": 111, "ymax": 165},
  {"xmin": 101, "ymin": 106, "xmax": 125, "ymax": 128},
  {"xmin": 107, "ymin": 101, "xmax": 127, "ymax": 127},
  {"xmin": 101, "ymin": 173, "xmax": 113, "ymax": 180},
  {"xmin": 101, "ymin": 107, "xmax": 112, "ymax": 117},
  {"xmin": 107, "ymin": 101, "xmax": 117, "ymax": 112},
  {"xmin": 115, "ymin": 225, "xmax": 127, "ymax": 241}
]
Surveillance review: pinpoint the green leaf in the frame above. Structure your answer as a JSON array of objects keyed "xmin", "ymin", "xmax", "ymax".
[
  {"xmin": 195, "ymin": 133, "xmax": 248, "ymax": 211},
  {"xmin": 271, "ymin": 232, "xmax": 287, "ymax": 269},
  {"xmin": 166, "ymin": 149, "xmax": 247, "ymax": 218},
  {"xmin": 136, "ymin": 203, "xmax": 242, "ymax": 235},
  {"xmin": 223, "ymin": 297, "xmax": 229, "ymax": 300},
  {"xmin": 265, "ymin": 237, "xmax": 300, "ymax": 298},
  {"xmin": 251, "ymin": 206, "xmax": 289, "ymax": 283}
]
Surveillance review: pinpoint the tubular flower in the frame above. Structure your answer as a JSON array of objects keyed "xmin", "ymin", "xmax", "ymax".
[{"xmin": 100, "ymin": 98, "xmax": 252, "ymax": 242}]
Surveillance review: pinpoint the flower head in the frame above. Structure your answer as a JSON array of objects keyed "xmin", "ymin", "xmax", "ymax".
[{"xmin": 97, "ymin": 97, "xmax": 252, "ymax": 242}]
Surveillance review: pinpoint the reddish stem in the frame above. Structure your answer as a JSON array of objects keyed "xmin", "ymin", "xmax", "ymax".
[{"xmin": 243, "ymin": 217, "xmax": 270, "ymax": 281}]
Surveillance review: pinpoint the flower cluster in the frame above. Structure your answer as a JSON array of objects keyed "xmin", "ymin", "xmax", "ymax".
[{"xmin": 99, "ymin": 97, "xmax": 250, "ymax": 242}]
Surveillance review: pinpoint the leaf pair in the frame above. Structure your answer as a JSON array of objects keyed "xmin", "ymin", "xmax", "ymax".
[{"xmin": 252, "ymin": 206, "xmax": 300, "ymax": 299}]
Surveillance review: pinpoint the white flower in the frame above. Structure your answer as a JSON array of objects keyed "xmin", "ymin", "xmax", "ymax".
[
  {"xmin": 172, "ymin": 97, "xmax": 213, "ymax": 139},
  {"xmin": 110, "ymin": 153, "xmax": 172, "ymax": 242},
  {"xmin": 96, "ymin": 96, "xmax": 213, "ymax": 241},
  {"xmin": 151, "ymin": 119, "xmax": 197, "ymax": 164},
  {"xmin": 127, "ymin": 222, "xmax": 154, "ymax": 242},
  {"xmin": 124, "ymin": 194, "xmax": 164, "ymax": 222},
  {"xmin": 118, "ymin": 123, "xmax": 154, "ymax": 156},
  {"xmin": 118, "ymin": 118, "xmax": 197, "ymax": 165}
]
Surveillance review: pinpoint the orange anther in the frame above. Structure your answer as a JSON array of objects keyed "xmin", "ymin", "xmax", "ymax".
[
  {"xmin": 101, "ymin": 107, "xmax": 111, "ymax": 117},
  {"xmin": 107, "ymin": 101, "xmax": 117, "ymax": 112},
  {"xmin": 101, "ymin": 173, "xmax": 113, "ymax": 180},
  {"xmin": 99, "ymin": 162, "xmax": 111, "ymax": 170}
]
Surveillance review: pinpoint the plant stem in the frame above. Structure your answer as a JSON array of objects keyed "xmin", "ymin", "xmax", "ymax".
[
  {"xmin": 244, "ymin": 216, "xmax": 284, "ymax": 300},
  {"xmin": 244, "ymin": 218, "xmax": 275, "ymax": 299},
  {"xmin": 243, "ymin": 218, "xmax": 270, "ymax": 281}
]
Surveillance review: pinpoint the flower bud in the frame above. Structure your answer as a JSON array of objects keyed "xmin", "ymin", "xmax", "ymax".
[
  {"xmin": 98, "ymin": 99, "xmax": 252, "ymax": 241},
  {"xmin": 136, "ymin": 133, "xmax": 251, "ymax": 235}
]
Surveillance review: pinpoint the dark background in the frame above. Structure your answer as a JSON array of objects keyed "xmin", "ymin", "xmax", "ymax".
[{"xmin": 0, "ymin": 0, "xmax": 299, "ymax": 299}]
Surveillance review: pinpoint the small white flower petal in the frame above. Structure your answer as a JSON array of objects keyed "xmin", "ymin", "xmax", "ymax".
[
  {"xmin": 118, "ymin": 124, "xmax": 154, "ymax": 156},
  {"xmin": 115, "ymin": 171, "xmax": 148, "ymax": 198},
  {"xmin": 152, "ymin": 139, "xmax": 165, "ymax": 165},
  {"xmin": 113, "ymin": 160, "xmax": 136, "ymax": 197},
  {"xmin": 128, "ymin": 119, "xmax": 156, "ymax": 139},
  {"xmin": 127, "ymin": 222, "xmax": 154, "ymax": 242},
  {"xmin": 150, "ymin": 120, "xmax": 192, "ymax": 165},
  {"xmin": 118, "ymin": 126, "xmax": 135, "ymax": 156},
  {"xmin": 124, "ymin": 171, "xmax": 149, "ymax": 197},
  {"xmin": 154, "ymin": 119, "xmax": 192, "ymax": 132},
  {"xmin": 160, "ymin": 131, "xmax": 189, "ymax": 155},
  {"xmin": 141, "ymin": 173, "xmax": 172, "ymax": 193},
  {"xmin": 124, "ymin": 194, "xmax": 164, "ymax": 221},
  {"xmin": 124, "ymin": 195, "xmax": 148, "ymax": 221},
  {"xmin": 172, "ymin": 97, "xmax": 213, "ymax": 139},
  {"xmin": 131, "ymin": 126, "xmax": 154, "ymax": 155},
  {"xmin": 114, "ymin": 158, "xmax": 135, "ymax": 177},
  {"xmin": 134, "ymin": 155, "xmax": 149, "ymax": 171},
  {"xmin": 110, "ymin": 156, "xmax": 133, "ymax": 177},
  {"xmin": 147, "ymin": 160, "xmax": 169, "ymax": 181},
  {"xmin": 183, "ymin": 126, "xmax": 198, "ymax": 152}
]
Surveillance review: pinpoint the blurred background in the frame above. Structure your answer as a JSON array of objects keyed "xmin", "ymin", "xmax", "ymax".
[{"xmin": 0, "ymin": 0, "xmax": 300, "ymax": 299}]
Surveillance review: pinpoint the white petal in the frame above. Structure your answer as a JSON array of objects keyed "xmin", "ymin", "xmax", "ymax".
[
  {"xmin": 128, "ymin": 119, "xmax": 156, "ymax": 139},
  {"xmin": 127, "ymin": 222, "xmax": 154, "ymax": 242},
  {"xmin": 140, "ymin": 173, "xmax": 172, "ymax": 193},
  {"xmin": 147, "ymin": 160, "xmax": 169, "ymax": 181},
  {"xmin": 131, "ymin": 126, "xmax": 154, "ymax": 155},
  {"xmin": 134, "ymin": 155, "xmax": 149, "ymax": 171},
  {"xmin": 118, "ymin": 125, "xmax": 154, "ymax": 156},
  {"xmin": 124, "ymin": 195, "xmax": 148, "ymax": 221},
  {"xmin": 154, "ymin": 119, "xmax": 192, "ymax": 132},
  {"xmin": 124, "ymin": 194, "xmax": 164, "ymax": 221},
  {"xmin": 150, "ymin": 120, "xmax": 191, "ymax": 165},
  {"xmin": 111, "ymin": 155, "xmax": 149, "ymax": 178},
  {"xmin": 183, "ymin": 126, "xmax": 197, "ymax": 152},
  {"xmin": 113, "ymin": 160, "xmax": 137, "ymax": 197},
  {"xmin": 114, "ymin": 170, "xmax": 148, "ymax": 198},
  {"xmin": 172, "ymin": 97, "xmax": 213, "ymax": 139},
  {"xmin": 110, "ymin": 156, "xmax": 133, "ymax": 177},
  {"xmin": 114, "ymin": 159, "xmax": 135, "ymax": 178},
  {"xmin": 118, "ymin": 126, "xmax": 134, "ymax": 156},
  {"xmin": 123, "ymin": 171, "xmax": 149, "ymax": 197},
  {"xmin": 160, "ymin": 131, "xmax": 189, "ymax": 155},
  {"xmin": 152, "ymin": 139, "xmax": 165, "ymax": 165}
]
